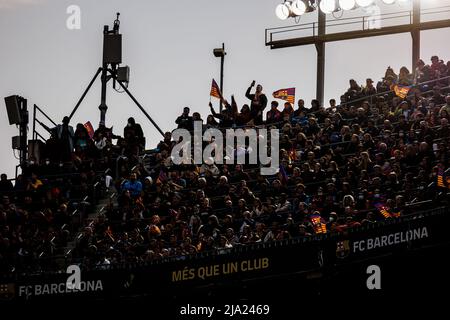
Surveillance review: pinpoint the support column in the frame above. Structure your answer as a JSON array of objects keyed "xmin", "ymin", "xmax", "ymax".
[
  {"xmin": 316, "ymin": 10, "xmax": 326, "ymax": 106},
  {"xmin": 19, "ymin": 98, "xmax": 28, "ymax": 167},
  {"xmin": 411, "ymin": 0, "xmax": 421, "ymax": 71},
  {"xmin": 99, "ymin": 26, "xmax": 109, "ymax": 124},
  {"xmin": 220, "ymin": 43, "xmax": 225, "ymax": 113}
]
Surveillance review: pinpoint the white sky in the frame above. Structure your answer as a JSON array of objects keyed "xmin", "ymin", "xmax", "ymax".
[{"xmin": 1, "ymin": 0, "xmax": 449, "ymax": 178}]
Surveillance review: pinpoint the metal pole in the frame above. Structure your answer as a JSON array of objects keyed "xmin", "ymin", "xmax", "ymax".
[
  {"xmin": 20, "ymin": 98, "xmax": 28, "ymax": 167},
  {"xmin": 412, "ymin": 0, "xmax": 421, "ymax": 72},
  {"xmin": 68, "ymin": 67, "xmax": 102, "ymax": 121},
  {"xmin": 30, "ymin": 104, "xmax": 36, "ymax": 162},
  {"xmin": 220, "ymin": 43, "xmax": 225, "ymax": 113},
  {"xmin": 99, "ymin": 26, "xmax": 110, "ymax": 124},
  {"xmin": 113, "ymin": 75, "xmax": 165, "ymax": 137},
  {"xmin": 99, "ymin": 66, "xmax": 109, "ymax": 124},
  {"xmin": 35, "ymin": 105, "xmax": 57, "ymax": 126},
  {"xmin": 316, "ymin": 10, "xmax": 326, "ymax": 106},
  {"xmin": 32, "ymin": 104, "xmax": 36, "ymax": 141}
]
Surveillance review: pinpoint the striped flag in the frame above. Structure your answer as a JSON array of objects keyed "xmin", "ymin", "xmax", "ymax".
[
  {"xmin": 84, "ymin": 121, "xmax": 95, "ymax": 139},
  {"xmin": 279, "ymin": 164, "xmax": 288, "ymax": 185},
  {"xmin": 105, "ymin": 226, "xmax": 115, "ymax": 242},
  {"xmin": 273, "ymin": 88, "xmax": 295, "ymax": 104},
  {"xmin": 310, "ymin": 214, "xmax": 327, "ymax": 234},
  {"xmin": 391, "ymin": 84, "xmax": 411, "ymax": 99},
  {"xmin": 437, "ymin": 165, "xmax": 446, "ymax": 188},
  {"xmin": 288, "ymin": 147, "xmax": 297, "ymax": 163},
  {"xmin": 156, "ymin": 169, "xmax": 167, "ymax": 184},
  {"xmin": 210, "ymin": 79, "xmax": 222, "ymax": 99},
  {"xmin": 374, "ymin": 202, "xmax": 400, "ymax": 218},
  {"xmin": 374, "ymin": 203, "xmax": 391, "ymax": 219}
]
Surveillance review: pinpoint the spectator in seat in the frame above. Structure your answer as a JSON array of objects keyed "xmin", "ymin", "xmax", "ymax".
[
  {"xmin": 398, "ymin": 66, "xmax": 413, "ymax": 86},
  {"xmin": 327, "ymin": 98, "xmax": 337, "ymax": 112},
  {"xmin": 27, "ymin": 172, "xmax": 43, "ymax": 191},
  {"xmin": 266, "ymin": 101, "xmax": 281, "ymax": 124},
  {"xmin": 74, "ymin": 123, "xmax": 90, "ymax": 152},
  {"xmin": 122, "ymin": 173, "xmax": 143, "ymax": 198},
  {"xmin": 310, "ymin": 99, "xmax": 321, "ymax": 114},
  {"xmin": 430, "ymin": 55, "xmax": 441, "ymax": 80},
  {"xmin": 235, "ymin": 104, "xmax": 252, "ymax": 126},
  {"xmin": 431, "ymin": 86, "xmax": 446, "ymax": 105},
  {"xmin": 0, "ymin": 174, "xmax": 13, "ymax": 195},
  {"xmin": 414, "ymin": 59, "xmax": 429, "ymax": 85},
  {"xmin": 281, "ymin": 102, "xmax": 294, "ymax": 121},
  {"xmin": 362, "ymin": 78, "xmax": 377, "ymax": 96},
  {"xmin": 345, "ymin": 79, "xmax": 362, "ymax": 102},
  {"xmin": 157, "ymin": 131, "xmax": 175, "ymax": 153},
  {"xmin": 439, "ymin": 95, "xmax": 450, "ymax": 116},
  {"xmin": 293, "ymin": 99, "xmax": 307, "ymax": 117}
]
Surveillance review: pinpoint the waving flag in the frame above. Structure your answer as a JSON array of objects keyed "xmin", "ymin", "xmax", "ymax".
[
  {"xmin": 310, "ymin": 214, "xmax": 327, "ymax": 234},
  {"xmin": 374, "ymin": 202, "xmax": 400, "ymax": 219},
  {"xmin": 391, "ymin": 84, "xmax": 411, "ymax": 99},
  {"xmin": 84, "ymin": 121, "xmax": 95, "ymax": 139},
  {"xmin": 156, "ymin": 169, "xmax": 168, "ymax": 184},
  {"xmin": 374, "ymin": 203, "xmax": 392, "ymax": 219},
  {"xmin": 437, "ymin": 165, "xmax": 446, "ymax": 188},
  {"xmin": 279, "ymin": 164, "xmax": 288, "ymax": 185},
  {"xmin": 210, "ymin": 79, "xmax": 222, "ymax": 99},
  {"xmin": 273, "ymin": 88, "xmax": 295, "ymax": 104}
]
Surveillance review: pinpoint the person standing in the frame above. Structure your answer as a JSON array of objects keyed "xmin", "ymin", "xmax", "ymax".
[
  {"xmin": 175, "ymin": 107, "xmax": 194, "ymax": 131},
  {"xmin": 55, "ymin": 116, "xmax": 74, "ymax": 162},
  {"xmin": 124, "ymin": 117, "xmax": 145, "ymax": 151},
  {"xmin": 245, "ymin": 81, "xmax": 267, "ymax": 125}
]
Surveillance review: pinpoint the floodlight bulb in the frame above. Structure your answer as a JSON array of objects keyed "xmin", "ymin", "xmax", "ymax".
[
  {"xmin": 276, "ymin": 3, "xmax": 290, "ymax": 20},
  {"xmin": 339, "ymin": 0, "xmax": 356, "ymax": 11},
  {"xmin": 292, "ymin": 0, "xmax": 307, "ymax": 16},
  {"xmin": 356, "ymin": 0, "xmax": 375, "ymax": 7},
  {"xmin": 319, "ymin": 0, "xmax": 337, "ymax": 14}
]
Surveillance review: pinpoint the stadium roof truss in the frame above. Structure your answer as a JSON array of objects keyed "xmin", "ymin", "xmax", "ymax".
[{"xmin": 265, "ymin": 0, "xmax": 450, "ymax": 105}]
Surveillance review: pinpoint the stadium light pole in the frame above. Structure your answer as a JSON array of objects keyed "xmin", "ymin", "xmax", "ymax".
[
  {"xmin": 266, "ymin": 0, "xmax": 450, "ymax": 104},
  {"xmin": 316, "ymin": 10, "xmax": 326, "ymax": 106},
  {"xmin": 412, "ymin": 0, "xmax": 421, "ymax": 70},
  {"xmin": 213, "ymin": 43, "xmax": 226, "ymax": 112}
]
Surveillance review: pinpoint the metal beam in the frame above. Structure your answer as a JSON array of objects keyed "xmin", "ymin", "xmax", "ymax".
[
  {"xmin": 268, "ymin": 19, "xmax": 450, "ymax": 49},
  {"xmin": 68, "ymin": 67, "xmax": 102, "ymax": 121},
  {"xmin": 220, "ymin": 43, "xmax": 225, "ymax": 113},
  {"xmin": 113, "ymin": 74, "xmax": 165, "ymax": 137}
]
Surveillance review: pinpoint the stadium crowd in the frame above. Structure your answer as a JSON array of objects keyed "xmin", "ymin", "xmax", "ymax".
[{"xmin": 1, "ymin": 55, "xmax": 450, "ymax": 271}]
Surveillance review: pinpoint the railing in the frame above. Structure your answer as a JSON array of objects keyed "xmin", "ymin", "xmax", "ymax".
[
  {"xmin": 32, "ymin": 104, "xmax": 57, "ymax": 143},
  {"xmin": 6, "ymin": 204, "xmax": 447, "ymax": 277},
  {"xmin": 265, "ymin": 4, "xmax": 450, "ymax": 45},
  {"xmin": 338, "ymin": 75, "xmax": 450, "ymax": 108}
]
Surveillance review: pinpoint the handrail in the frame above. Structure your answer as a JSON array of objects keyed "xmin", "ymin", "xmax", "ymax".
[
  {"xmin": 337, "ymin": 77, "xmax": 450, "ymax": 109},
  {"xmin": 265, "ymin": 4, "xmax": 450, "ymax": 44},
  {"xmin": 9, "ymin": 205, "xmax": 447, "ymax": 276}
]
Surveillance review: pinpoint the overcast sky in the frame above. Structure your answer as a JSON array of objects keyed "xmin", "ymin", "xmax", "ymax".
[{"xmin": 1, "ymin": 0, "xmax": 449, "ymax": 177}]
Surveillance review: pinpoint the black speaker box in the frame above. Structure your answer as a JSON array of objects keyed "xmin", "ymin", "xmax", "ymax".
[
  {"xmin": 4, "ymin": 95, "xmax": 21, "ymax": 125},
  {"xmin": 103, "ymin": 34, "xmax": 122, "ymax": 64}
]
